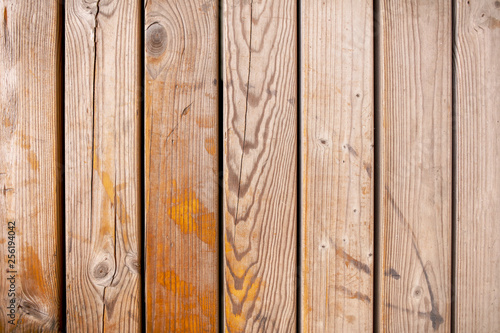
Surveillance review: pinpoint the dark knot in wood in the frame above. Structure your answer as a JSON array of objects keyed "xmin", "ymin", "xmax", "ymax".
[
  {"xmin": 146, "ymin": 22, "xmax": 167, "ymax": 57},
  {"xmin": 93, "ymin": 261, "xmax": 111, "ymax": 279}
]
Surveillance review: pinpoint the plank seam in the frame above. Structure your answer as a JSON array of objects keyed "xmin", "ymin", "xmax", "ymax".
[
  {"xmin": 296, "ymin": 0, "xmax": 302, "ymax": 330},
  {"xmin": 373, "ymin": 0, "xmax": 381, "ymax": 331},
  {"xmin": 218, "ymin": 0, "xmax": 224, "ymax": 331},
  {"xmin": 451, "ymin": 0, "xmax": 457, "ymax": 331},
  {"xmin": 140, "ymin": 0, "xmax": 146, "ymax": 330},
  {"xmin": 60, "ymin": 0, "xmax": 67, "ymax": 330}
]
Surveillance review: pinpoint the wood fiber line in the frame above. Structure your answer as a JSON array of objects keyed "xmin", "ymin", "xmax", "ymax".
[
  {"xmin": 65, "ymin": 0, "xmax": 141, "ymax": 331},
  {"xmin": 145, "ymin": 0, "xmax": 219, "ymax": 331},
  {"xmin": 223, "ymin": 0, "xmax": 297, "ymax": 331}
]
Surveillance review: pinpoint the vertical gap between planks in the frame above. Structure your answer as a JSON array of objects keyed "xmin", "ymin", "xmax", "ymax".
[
  {"xmin": 296, "ymin": 0, "xmax": 302, "ymax": 331},
  {"xmin": 218, "ymin": 0, "xmax": 224, "ymax": 331},
  {"xmin": 372, "ymin": 0, "xmax": 381, "ymax": 332},
  {"xmin": 59, "ymin": 0, "xmax": 67, "ymax": 330},
  {"xmin": 140, "ymin": 0, "xmax": 146, "ymax": 330},
  {"xmin": 451, "ymin": 0, "xmax": 457, "ymax": 331}
]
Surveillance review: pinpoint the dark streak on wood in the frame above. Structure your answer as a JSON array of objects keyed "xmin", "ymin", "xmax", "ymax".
[
  {"xmin": 335, "ymin": 286, "xmax": 371, "ymax": 303},
  {"xmin": 384, "ymin": 268, "xmax": 400, "ymax": 280},
  {"xmin": 385, "ymin": 302, "xmax": 429, "ymax": 319},
  {"xmin": 386, "ymin": 187, "xmax": 444, "ymax": 330},
  {"xmin": 331, "ymin": 240, "xmax": 371, "ymax": 275}
]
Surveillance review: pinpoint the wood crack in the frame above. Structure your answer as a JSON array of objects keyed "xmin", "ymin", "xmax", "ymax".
[
  {"xmin": 164, "ymin": 102, "xmax": 193, "ymax": 143},
  {"xmin": 234, "ymin": 0, "xmax": 253, "ymax": 227},
  {"xmin": 90, "ymin": 0, "xmax": 100, "ymax": 267}
]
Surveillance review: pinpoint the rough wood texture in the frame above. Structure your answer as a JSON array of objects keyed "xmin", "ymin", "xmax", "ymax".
[
  {"xmin": 301, "ymin": 0, "xmax": 374, "ymax": 331},
  {"xmin": 377, "ymin": 0, "xmax": 452, "ymax": 331},
  {"xmin": 223, "ymin": 0, "xmax": 297, "ymax": 331},
  {"xmin": 0, "ymin": 0, "xmax": 62, "ymax": 330},
  {"xmin": 65, "ymin": 0, "xmax": 141, "ymax": 331},
  {"xmin": 455, "ymin": 0, "xmax": 500, "ymax": 331},
  {"xmin": 144, "ymin": 0, "xmax": 219, "ymax": 331}
]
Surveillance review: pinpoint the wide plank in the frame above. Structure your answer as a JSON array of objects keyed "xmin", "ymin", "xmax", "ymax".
[
  {"xmin": 223, "ymin": 0, "xmax": 297, "ymax": 331},
  {"xmin": 65, "ymin": 0, "xmax": 141, "ymax": 331},
  {"xmin": 455, "ymin": 0, "xmax": 500, "ymax": 331},
  {"xmin": 376, "ymin": 0, "xmax": 452, "ymax": 331},
  {"xmin": 144, "ymin": 0, "xmax": 219, "ymax": 331},
  {"xmin": 0, "ymin": 0, "xmax": 62, "ymax": 330},
  {"xmin": 301, "ymin": 0, "xmax": 374, "ymax": 331}
]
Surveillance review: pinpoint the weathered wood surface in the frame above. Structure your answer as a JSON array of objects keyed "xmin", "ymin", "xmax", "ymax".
[
  {"xmin": 223, "ymin": 0, "xmax": 297, "ymax": 331},
  {"xmin": 455, "ymin": 0, "xmax": 500, "ymax": 331},
  {"xmin": 0, "ymin": 0, "xmax": 62, "ymax": 330},
  {"xmin": 65, "ymin": 0, "xmax": 141, "ymax": 331},
  {"xmin": 376, "ymin": 0, "xmax": 452, "ymax": 331},
  {"xmin": 144, "ymin": 0, "xmax": 219, "ymax": 331},
  {"xmin": 301, "ymin": 0, "xmax": 374, "ymax": 331}
]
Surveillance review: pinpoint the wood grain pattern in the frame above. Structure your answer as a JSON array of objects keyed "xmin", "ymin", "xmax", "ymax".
[
  {"xmin": 455, "ymin": 0, "xmax": 500, "ymax": 331},
  {"xmin": 223, "ymin": 0, "xmax": 297, "ymax": 331},
  {"xmin": 376, "ymin": 0, "xmax": 452, "ymax": 331},
  {"xmin": 301, "ymin": 0, "xmax": 374, "ymax": 331},
  {"xmin": 144, "ymin": 0, "xmax": 219, "ymax": 331},
  {"xmin": 0, "ymin": 0, "xmax": 62, "ymax": 330},
  {"xmin": 65, "ymin": 0, "xmax": 141, "ymax": 331}
]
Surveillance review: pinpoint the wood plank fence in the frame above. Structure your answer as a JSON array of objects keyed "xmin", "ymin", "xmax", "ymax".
[{"xmin": 0, "ymin": 0, "xmax": 499, "ymax": 332}]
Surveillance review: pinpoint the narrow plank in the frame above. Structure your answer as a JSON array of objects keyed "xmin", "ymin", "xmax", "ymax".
[
  {"xmin": 144, "ymin": 0, "xmax": 219, "ymax": 331},
  {"xmin": 65, "ymin": 0, "xmax": 141, "ymax": 330},
  {"xmin": 0, "ymin": 0, "xmax": 62, "ymax": 330},
  {"xmin": 455, "ymin": 0, "xmax": 500, "ymax": 331},
  {"xmin": 223, "ymin": 0, "xmax": 297, "ymax": 331},
  {"xmin": 301, "ymin": 0, "xmax": 374, "ymax": 331},
  {"xmin": 376, "ymin": 0, "xmax": 452, "ymax": 331}
]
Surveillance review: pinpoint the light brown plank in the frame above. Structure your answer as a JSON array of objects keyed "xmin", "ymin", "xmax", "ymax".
[
  {"xmin": 301, "ymin": 0, "xmax": 374, "ymax": 331},
  {"xmin": 376, "ymin": 0, "xmax": 452, "ymax": 331},
  {"xmin": 144, "ymin": 0, "xmax": 219, "ymax": 331},
  {"xmin": 223, "ymin": 0, "xmax": 297, "ymax": 331},
  {"xmin": 65, "ymin": 0, "xmax": 141, "ymax": 331},
  {"xmin": 455, "ymin": 0, "xmax": 500, "ymax": 331},
  {"xmin": 0, "ymin": 0, "xmax": 62, "ymax": 330}
]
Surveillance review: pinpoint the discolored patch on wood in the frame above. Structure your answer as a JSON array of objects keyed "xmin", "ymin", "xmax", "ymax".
[{"xmin": 167, "ymin": 184, "xmax": 216, "ymax": 250}]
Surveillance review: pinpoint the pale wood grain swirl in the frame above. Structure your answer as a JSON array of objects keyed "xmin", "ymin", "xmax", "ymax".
[{"xmin": 223, "ymin": 0, "xmax": 297, "ymax": 331}]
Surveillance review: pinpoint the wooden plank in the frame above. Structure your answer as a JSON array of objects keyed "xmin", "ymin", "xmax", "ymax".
[
  {"xmin": 0, "ymin": 0, "xmax": 62, "ymax": 330},
  {"xmin": 376, "ymin": 0, "xmax": 452, "ymax": 331},
  {"xmin": 300, "ymin": 0, "xmax": 374, "ymax": 331},
  {"xmin": 65, "ymin": 0, "xmax": 141, "ymax": 331},
  {"xmin": 223, "ymin": 0, "xmax": 297, "ymax": 331},
  {"xmin": 455, "ymin": 0, "xmax": 500, "ymax": 331},
  {"xmin": 144, "ymin": 0, "xmax": 219, "ymax": 331}
]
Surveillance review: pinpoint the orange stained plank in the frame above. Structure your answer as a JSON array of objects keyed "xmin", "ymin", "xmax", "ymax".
[
  {"xmin": 0, "ymin": 0, "xmax": 62, "ymax": 330},
  {"xmin": 377, "ymin": 0, "xmax": 452, "ymax": 331},
  {"xmin": 65, "ymin": 0, "xmax": 142, "ymax": 330},
  {"xmin": 223, "ymin": 0, "xmax": 298, "ymax": 331},
  {"xmin": 145, "ymin": 0, "xmax": 219, "ymax": 331},
  {"xmin": 301, "ymin": 0, "xmax": 374, "ymax": 331}
]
